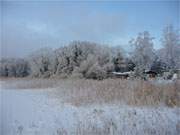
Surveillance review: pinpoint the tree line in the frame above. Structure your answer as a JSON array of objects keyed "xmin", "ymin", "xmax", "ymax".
[{"xmin": 0, "ymin": 25, "xmax": 179, "ymax": 79}]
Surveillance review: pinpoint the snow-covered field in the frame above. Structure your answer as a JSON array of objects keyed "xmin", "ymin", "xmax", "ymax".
[{"xmin": 0, "ymin": 80, "xmax": 180, "ymax": 135}]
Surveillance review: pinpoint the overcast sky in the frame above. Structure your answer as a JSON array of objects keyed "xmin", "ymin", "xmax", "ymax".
[{"xmin": 1, "ymin": 0, "xmax": 179, "ymax": 58}]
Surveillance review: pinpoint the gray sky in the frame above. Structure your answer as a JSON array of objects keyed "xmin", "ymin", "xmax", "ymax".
[{"xmin": 1, "ymin": 0, "xmax": 179, "ymax": 58}]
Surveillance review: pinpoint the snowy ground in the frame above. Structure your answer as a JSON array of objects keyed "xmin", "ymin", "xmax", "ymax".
[{"xmin": 0, "ymin": 81, "xmax": 180, "ymax": 135}]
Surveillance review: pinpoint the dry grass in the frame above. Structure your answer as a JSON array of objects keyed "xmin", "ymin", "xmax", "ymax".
[
  {"xmin": 60, "ymin": 79, "xmax": 180, "ymax": 107},
  {"xmin": 1, "ymin": 78, "xmax": 180, "ymax": 107}
]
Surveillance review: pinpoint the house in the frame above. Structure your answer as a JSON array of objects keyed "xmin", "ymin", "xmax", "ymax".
[{"xmin": 145, "ymin": 70, "xmax": 157, "ymax": 78}]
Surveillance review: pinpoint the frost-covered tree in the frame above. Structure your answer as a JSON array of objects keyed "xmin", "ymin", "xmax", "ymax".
[
  {"xmin": 160, "ymin": 25, "xmax": 180, "ymax": 69},
  {"xmin": 130, "ymin": 31, "xmax": 156, "ymax": 74},
  {"xmin": 78, "ymin": 54, "xmax": 97, "ymax": 77},
  {"xmin": 86, "ymin": 62, "xmax": 107, "ymax": 80},
  {"xmin": 112, "ymin": 52, "xmax": 125, "ymax": 72},
  {"xmin": 54, "ymin": 41, "xmax": 98, "ymax": 75},
  {"xmin": 28, "ymin": 48, "xmax": 56, "ymax": 77},
  {"xmin": 77, "ymin": 53, "xmax": 112, "ymax": 79},
  {"xmin": 54, "ymin": 41, "xmax": 113, "ymax": 78},
  {"xmin": 150, "ymin": 57, "xmax": 168, "ymax": 74},
  {"xmin": 0, "ymin": 58, "xmax": 30, "ymax": 77},
  {"xmin": 14, "ymin": 59, "xmax": 30, "ymax": 77}
]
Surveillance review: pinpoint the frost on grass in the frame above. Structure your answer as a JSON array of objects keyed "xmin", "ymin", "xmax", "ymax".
[
  {"xmin": 1, "ymin": 79, "xmax": 180, "ymax": 135},
  {"xmin": 2, "ymin": 78, "xmax": 180, "ymax": 107},
  {"xmin": 1, "ymin": 88, "xmax": 180, "ymax": 135}
]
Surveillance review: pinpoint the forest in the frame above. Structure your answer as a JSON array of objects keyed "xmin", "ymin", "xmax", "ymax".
[{"xmin": 0, "ymin": 25, "xmax": 180, "ymax": 79}]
